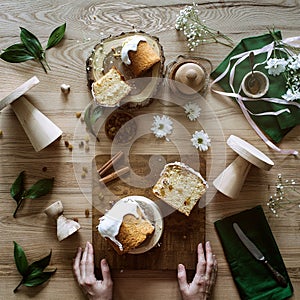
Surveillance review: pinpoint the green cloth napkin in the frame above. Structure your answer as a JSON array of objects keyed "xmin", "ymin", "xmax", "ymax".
[
  {"xmin": 214, "ymin": 206, "xmax": 293, "ymax": 300},
  {"xmin": 211, "ymin": 31, "xmax": 300, "ymax": 143}
]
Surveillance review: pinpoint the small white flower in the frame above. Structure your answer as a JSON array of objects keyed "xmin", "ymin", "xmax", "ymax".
[
  {"xmin": 282, "ymin": 88, "xmax": 300, "ymax": 101},
  {"xmin": 151, "ymin": 115, "xmax": 173, "ymax": 139},
  {"xmin": 191, "ymin": 130, "xmax": 211, "ymax": 151},
  {"xmin": 265, "ymin": 58, "xmax": 288, "ymax": 76},
  {"xmin": 183, "ymin": 102, "xmax": 201, "ymax": 121},
  {"xmin": 287, "ymin": 54, "xmax": 300, "ymax": 70}
]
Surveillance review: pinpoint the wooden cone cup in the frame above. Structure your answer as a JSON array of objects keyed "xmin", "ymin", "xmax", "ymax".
[
  {"xmin": 11, "ymin": 96, "xmax": 62, "ymax": 152},
  {"xmin": 213, "ymin": 135, "xmax": 274, "ymax": 199},
  {"xmin": 213, "ymin": 156, "xmax": 252, "ymax": 199}
]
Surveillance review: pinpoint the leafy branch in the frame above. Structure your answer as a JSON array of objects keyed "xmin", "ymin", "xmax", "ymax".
[
  {"xmin": 13, "ymin": 241, "xmax": 56, "ymax": 293},
  {"xmin": 10, "ymin": 171, "xmax": 54, "ymax": 218},
  {"xmin": 0, "ymin": 23, "xmax": 66, "ymax": 73}
]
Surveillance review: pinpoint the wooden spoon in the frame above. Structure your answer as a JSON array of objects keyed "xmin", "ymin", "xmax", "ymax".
[{"xmin": 247, "ymin": 52, "xmax": 261, "ymax": 94}]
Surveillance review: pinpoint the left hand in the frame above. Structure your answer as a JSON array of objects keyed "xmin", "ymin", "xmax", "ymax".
[{"xmin": 73, "ymin": 241, "xmax": 113, "ymax": 300}]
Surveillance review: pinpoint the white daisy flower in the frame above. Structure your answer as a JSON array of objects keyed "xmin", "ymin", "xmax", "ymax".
[
  {"xmin": 265, "ymin": 58, "xmax": 288, "ymax": 76},
  {"xmin": 183, "ymin": 102, "xmax": 201, "ymax": 121},
  {"xmin": 151, "ymin": 115, "xmax": 173, "ymax": 139},
  {"xmin": 191, "ymin": 130, "xmax": 211, "ymax": 151}
]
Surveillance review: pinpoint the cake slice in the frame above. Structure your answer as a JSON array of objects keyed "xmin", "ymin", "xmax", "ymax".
[
  {"xmin": 121, "ymin": 36, "xmax": 161, "ymax": 76},
  {"xmin": 92, "ymin": 66, "xmax": 131, "ymax": 107},
  {"xmin": 97, "ymin": 198, "xmax": 155, "ymax": 255},
  {"xmin": 152, "ymin": 162, "xmax": 208, "ymax": 216}
]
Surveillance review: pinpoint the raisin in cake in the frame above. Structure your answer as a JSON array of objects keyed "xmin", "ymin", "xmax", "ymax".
[{"xmin": 152, "ymin": 162, "xmax": 208, "ymax": 216}]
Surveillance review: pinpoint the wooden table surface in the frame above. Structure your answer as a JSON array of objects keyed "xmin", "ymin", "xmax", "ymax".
[{"xmin": 0, "ymin": 1, "xmax": 299, "ymax": 299}]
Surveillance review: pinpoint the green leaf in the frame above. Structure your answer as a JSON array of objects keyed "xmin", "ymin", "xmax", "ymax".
[
  {"xmin": 46, "ymin": 23, "xmax": 66, "ymax": 50},
  {"xmin": 28, "ymin": 250, "xmax": 52, "ymax": 273},
  {"xmin": 20, "ymin": 27, "xmax": 43, "ymax": 59},
  {"xmin": 10, "ymin": 171, "xmax": 25, "ymax": 203},
  {"xmin": 3, "ymin": 43, "xmax": 28, "ymax": 51},
  {"xmin": 13, "ymin": 241, "xmax": 29, "ymax": 276},
  {"xmin": 24, "ymin": 177, "xmax": 54, "ymax": 199},
  {"xmin": 23, "ymin": 270, "xmax": 56, "ymax": 287},
  {"xmin": 0, "ymin": 49, "xmax": 35, "ymax": 63}
]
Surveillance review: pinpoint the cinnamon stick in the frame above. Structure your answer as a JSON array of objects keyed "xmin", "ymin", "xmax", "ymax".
[
  {"xmin": 99, "ymin": 166, "xmax": 130, "ymax": 184},
  {"xmin": 97, "ymin": 151, "xmax": 123, "ymax": 176}
]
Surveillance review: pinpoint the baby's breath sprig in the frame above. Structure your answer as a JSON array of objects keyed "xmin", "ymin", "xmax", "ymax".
[
  {"xmin": 175, "ymin": 3, "xmax": 233, "ymax": 51},
  {"xmin": 265, "ymin": 28, "xmax": 300, "ymax": 101},
  {"xmin": 267, "ymin": 173, "xmax": 300, "ymax": 217}
]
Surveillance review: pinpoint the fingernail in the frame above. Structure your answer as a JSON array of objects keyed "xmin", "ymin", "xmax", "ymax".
[
  {"xmin": 178, "ymin": 264, "xmax": 184, "ymax": 271},
  {"xmin": 102, "ymin": 258, "xmax": 108, "ymax": 266}
]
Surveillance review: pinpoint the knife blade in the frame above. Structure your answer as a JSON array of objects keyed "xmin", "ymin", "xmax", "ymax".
[{"xmin": 233, "ymin": 222, "xmax": 288, "ymax": 287}]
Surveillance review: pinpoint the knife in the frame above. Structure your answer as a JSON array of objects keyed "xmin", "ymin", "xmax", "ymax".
[{"xmin": 233, "ymin": 223, "xmax": 288, "ymax": 287}]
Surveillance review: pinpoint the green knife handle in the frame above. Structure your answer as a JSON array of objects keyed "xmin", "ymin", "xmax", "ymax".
[{"xmin": 264, "ymin": 260, "xmax": 288, "ymax": 287}]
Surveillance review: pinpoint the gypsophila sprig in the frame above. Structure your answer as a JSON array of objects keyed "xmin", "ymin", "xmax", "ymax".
[
  {"xmin": 175, "ymin": 3, "xmax": 233, "ymax": 51},
  {"xmin": 151, "ymin": 115, "xmax": 173, "ymax": 140},
  {"xmin": 267, "ymin": 173, "xmax": 300, "ymax": 217},
  {"xmin": 183, "ymin": 101, "xmax": 201, "ymax": 121},
  {"xmin": 191, "ymin": 130, "xmax": 211, "ymax": 151},
  {"xmin": 265, "ymin": 29, "xmax": 300, "ymax": 102}
]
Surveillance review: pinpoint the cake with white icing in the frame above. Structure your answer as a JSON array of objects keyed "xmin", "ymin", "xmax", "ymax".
[
  {"xmin": 97, "ymin": 197, "xmax": 155, "ymax": 254},
  {"xmin": 152, "ymin": 162, "xmax": 208, "ymax": 216},
  {"xmin": 121, "ymin": 35, "xmax": 161, "ymax": 76}
]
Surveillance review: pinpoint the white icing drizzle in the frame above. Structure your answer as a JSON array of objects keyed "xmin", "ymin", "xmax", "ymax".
[
  {"xmin": 97, "ymin": 198, "xmax": 145, "ymax": 251},
  {"xmin": 121, "ymin": 36, "xmax": 147, "ymax": 65}
]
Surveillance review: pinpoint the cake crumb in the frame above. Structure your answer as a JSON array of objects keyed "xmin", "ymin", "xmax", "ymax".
[
  {"xmin": 73, "ymin": 217, "xmax": 79, "ymax": 222},
  {"xmin": 76, "ymin": 112, "xmax": 82, "ymax": 118},
  {"xmin": 85, "ymin": 209, "xmax": 90, "ymax": 218}
]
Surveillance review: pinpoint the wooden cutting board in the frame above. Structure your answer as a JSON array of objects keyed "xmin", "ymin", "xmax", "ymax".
[{"xmin": 92, "ymin": 152, "xmax": 205, "ymax": 274}]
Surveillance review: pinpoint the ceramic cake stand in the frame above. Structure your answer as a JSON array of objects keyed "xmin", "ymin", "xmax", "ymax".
[
  {"xmin": 213, "ymin": 135, "xmax": 274, "ymax": 199},
  {"xmin": 0, "ymin": 76, "xmax": 62, "ymax": 151}
]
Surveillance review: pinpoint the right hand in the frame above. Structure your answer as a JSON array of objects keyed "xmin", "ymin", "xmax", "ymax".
[{"xmin": 177, "ymin": 241, "xmax": 218, "ymax": 300}]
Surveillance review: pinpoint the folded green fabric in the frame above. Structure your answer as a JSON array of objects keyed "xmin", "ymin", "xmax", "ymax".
[
  {"xmin": 211, "ymin": 31, "xmax": 300, "ymax": 143},
  {"xmin": 214, "ymin": 206, "xmax": 293, "ymax": 300}
]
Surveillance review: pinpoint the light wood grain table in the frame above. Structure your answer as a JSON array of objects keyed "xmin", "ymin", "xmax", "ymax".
[{"xmin": 0, "ymin": 1, "xmax": 299, "ymax": 299}]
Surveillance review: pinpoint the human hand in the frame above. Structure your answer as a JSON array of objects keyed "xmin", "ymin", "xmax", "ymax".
[
  {"xmin": 177, "ymin": 241, "xmax": 217, "ymax": 300},
  {"xmin": 73, "ymin": 241, "xmax": 113, "ymax": 300}
]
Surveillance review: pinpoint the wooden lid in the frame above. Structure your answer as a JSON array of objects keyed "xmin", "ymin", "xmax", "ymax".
[
  {"xmin": 174, "ymin": 62, "xmax": 205, "ymax": 94},
  {"xmin": 227, "ymin": 135, "xmax": 274, "ymax": 170}
]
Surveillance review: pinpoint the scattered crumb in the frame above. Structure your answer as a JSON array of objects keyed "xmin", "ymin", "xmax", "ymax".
[
  {"xmin": 183, "ymin": 235, "xmax": 187, "ymax": 240},
  {"xmin": 85, "ymin": 135, "xmax": 90, "ymax": 143},
  {"xmin": 85, "ymin": 209, "xmax": 90, "ymax": 218},
  {"xmin": 42, "ymin": 166, "xmax": 47, "ymax": 172},
  {"xmin": 75, "ymin": 112, "xmax": 82, "ymax": 118},
  {"xmin": 68, "ymin": 144, "xmax": 73, "ymax": 151},
  {"xmin": 61, "ymin": 84, "xmax": 70, "ymax": 94},
  {"xmin": 79, "ymin": 141, "xmax": 84, "ymax": 148},
  {"xmin": 85, "ymin": 145, "xmax": 90, "ymax": 152},
  {"xmin": 82, "ymin": 166, "xmax": 88, "ymax": 173},
  {"xmin": 81, "ymin": 172, "xmax": 86, "ymax": 178},
  {"xmin": 73, "ymin": 217, "xmax": 79, "ymax": 223},
  {"xmin": 98, "ymin": 192, "xmax": 104, "ymax": 200},
  {"xmin": 64, "ymin": 140, "xmax": 69, "ymax": 147},
  {"xmin": 0, "ymin": 130, "xmax": 2, "ymax": 137}
]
